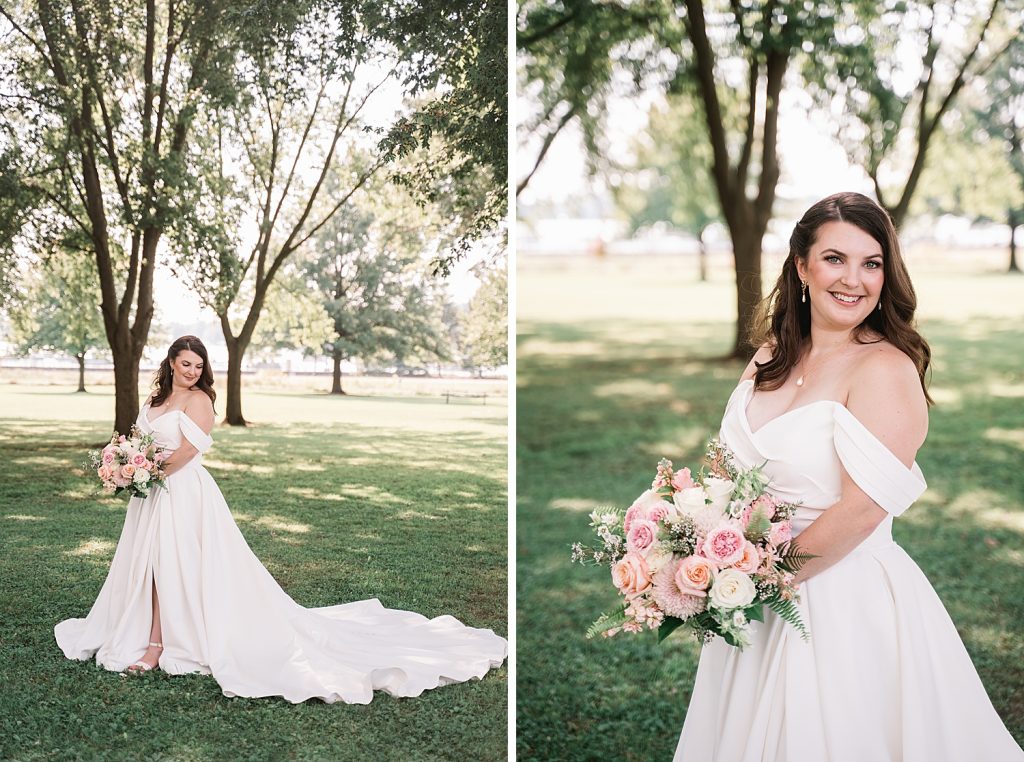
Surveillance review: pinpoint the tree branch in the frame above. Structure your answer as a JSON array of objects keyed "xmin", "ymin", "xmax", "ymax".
[
  {"xmin": 517, "ymin": 101, "xmax": 577, "ymax": 196},
  {"xmin": 0, "ymin": 5, "xmax": 56, "ymax": 72}
]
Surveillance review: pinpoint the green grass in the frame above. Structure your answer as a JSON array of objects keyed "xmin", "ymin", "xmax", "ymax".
[
  {"xmin": 0, "ymin": 390, "xmax": 507, "ymax": 761},
  {"xmin": 516, "ymin": 257, "xmax": 1024, "ymax": 760}
]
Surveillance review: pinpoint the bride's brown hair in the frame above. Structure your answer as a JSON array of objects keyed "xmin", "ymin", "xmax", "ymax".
[
  {"xmin": 750, "ymin": 192, "xmax": 932, "ymax": 404},
  {"xmin": 150, "ymin": 335, "xmax": 217, "ymax": 410}
]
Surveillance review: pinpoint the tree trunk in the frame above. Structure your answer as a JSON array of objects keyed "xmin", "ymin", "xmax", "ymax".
[
  {"xmin": 76, "ymin": 353, "xmax": 86, "ymax": 392},
  {"xmin": 111, "ymin": 339, "xmax": 141, "ymax": 434},
  {"xmin": 331, "ymin": 348, "xmax": 346, "ymax": 395},
  {"xmin": 697, "ymin": 228, "xmax": 708, "ymax": 283},
  {"xmin": 729, "ymin": 224, "xmax": 764, "ymax": 359},
  {"xmin": 1010, "ymin": 208, "xmax": 1020, "ymax": 273},
  {"xmin": 223, "ymin": 337, "xmax": 248, "ymax": 426}
]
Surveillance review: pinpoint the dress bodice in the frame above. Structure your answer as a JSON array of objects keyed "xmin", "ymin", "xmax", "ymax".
[
  {"xmin": 137, "ymin": 404, "xmax": 213, "ymax": 467},
  {"xmin": 719, "ymin": 380, "xmax": 926, "ymax": 541}
]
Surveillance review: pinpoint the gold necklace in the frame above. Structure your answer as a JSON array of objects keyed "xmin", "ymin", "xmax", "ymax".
[{"xmin": 794, "ymin": 342, "xmax": 849, "ymax": 387}]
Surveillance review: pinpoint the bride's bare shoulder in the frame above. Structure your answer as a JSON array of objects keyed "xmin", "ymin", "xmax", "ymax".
[
  {"xmin": 847, "ymin": 341, "xmax": 927, "ymax": 463},
  {"xmin": 740, "ymin": 342, "xmax": 775, "ymax": 382},
  {"xmin": 183, "ymin": 390, "xmax": 215, "ymax": 427}
]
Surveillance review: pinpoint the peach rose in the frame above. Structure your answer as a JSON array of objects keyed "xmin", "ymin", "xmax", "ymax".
[
  {"xmin": 626, "ymin": 519, "xmax": 658, "ymax": 555},
  {"xmin": 119, "ymin": 463, "xmax": 136, "ymax": 480},
  {"xmin": 733, "ymin": 541, "xmax": 760, "ymax": 574},
  {"xmin": 675, "ymin": 555, "xmax": 716, "ymax": 596},
  {"xmin": 611, "ymin": 553, "xmax": 653, "ymax": 595},
  {"xmin": 701, "ymin": 524, "xmax": 746, "ymax": 566}
]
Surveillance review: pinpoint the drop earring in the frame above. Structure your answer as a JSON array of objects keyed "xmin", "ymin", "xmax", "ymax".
[
  {"xmin": 800, "ymin": 281, "xmax": 807, "ymax": 303},
  {"xmin": 877, "ymin": 296, "xmax": 882, "ymax": 311}
]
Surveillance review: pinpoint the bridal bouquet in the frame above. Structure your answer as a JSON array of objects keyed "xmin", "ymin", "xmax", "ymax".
[
  {"xmin": 89, "ymin": 427, "xmax": 169, "ymax": 498},
  {"xmin": 571, "ymin": 440, "xmax": 813, "ymax": 649}
]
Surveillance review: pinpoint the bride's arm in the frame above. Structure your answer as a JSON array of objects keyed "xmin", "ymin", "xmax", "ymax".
[
  {"xmin": 160, "ymin": 393, "xmax": 215, "ymax": 476},
  {"xmin": 791, "ymin": 349, "xmax": 928, "ymax": 584}
]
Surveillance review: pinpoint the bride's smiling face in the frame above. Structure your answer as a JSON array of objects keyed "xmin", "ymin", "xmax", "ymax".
[
  {"xmin": 796, "ymin": 220, "xmax": 884, "ymax": 331},
  {"xmin": 170, "ymin": 349, "xmax": 205, "ymax": 389}
]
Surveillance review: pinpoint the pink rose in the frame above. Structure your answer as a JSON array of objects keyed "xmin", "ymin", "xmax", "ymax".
[
  {"xmin": 675, "ymin": 555, "xmax": 716, "ymax": 596},
  {"xmin": 624, "ymin": 490, "xmax": 670, "ymax": 532},
  {"xmin": 701, "ymin": 524, "xmax": 747, "ymax": 566},
  {"xmin": 733, "ymin": 541, "xmax": 760, "ymax": 573},
  {"xmin": 155, "ymin": 451, "xmax": 170, "ymax": 463},
  {"xmin": 101, "ymin": 450, "xmax": 115, "ymax": 465},
  {"xmin": 626, "ymin": 519, "xmax": 658, "ymax": 554},
  {"xmin": 645, "ymin": 502, "xmax": 670, "ymax": 524},
  {"xmin": 671, "ymin": 467, "xmax": 695, "ymax": 492},
  {"xmin": 118, "ymin": 435, "xmax": 126, "ymax": 443},
  {"xmin": 769, "ymin": 520, "xmax": 792, "ymax": 547},
  {"xmin": 120, "ymin": 463, "xmax": 136, "ymax": 480},
  {"xmin": 131, "ymin": 453, "xmax": 147, "ymax": 467},
  {"xmin": 611, "ymin": 553, "xmax": 653, "ymax": 595}
]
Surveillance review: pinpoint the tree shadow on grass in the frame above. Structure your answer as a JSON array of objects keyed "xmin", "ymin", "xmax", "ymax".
[{"xmin": 0, "ymin": 415, "xmax": 508, "ymax": 699}]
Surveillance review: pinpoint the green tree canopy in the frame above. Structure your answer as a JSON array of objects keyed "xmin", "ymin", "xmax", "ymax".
[{"xmin": 6, "ymin": 249, "xmax": 107, "ymax": 392}]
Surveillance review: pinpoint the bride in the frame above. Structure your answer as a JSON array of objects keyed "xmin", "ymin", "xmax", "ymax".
[
  {"xmin": 674, "ymin": 193, "xmax": 1022, "ymax": 760},
  {"xmin": 55, "ymin": 335, "xmax": 507, "ymax": 704}
]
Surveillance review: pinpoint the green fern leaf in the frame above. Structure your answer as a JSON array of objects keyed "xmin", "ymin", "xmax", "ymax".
[{"xmin": 776, "ymin": 540, "xmax": 818, "ymax": 573}]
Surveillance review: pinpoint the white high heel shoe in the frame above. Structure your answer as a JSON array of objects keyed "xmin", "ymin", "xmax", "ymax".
[{"xmin": 124, "ymin": 641, "xmax": 163, "ymax": 674}]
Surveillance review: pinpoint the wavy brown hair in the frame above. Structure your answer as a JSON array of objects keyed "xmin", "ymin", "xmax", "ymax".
[
  {"xmin": 150, "ymin": 335, "xmax": 217, "ymax": 410},
  {"xmin": 750, "ymin": 192, "xmax": 932, "ymax": 404}
]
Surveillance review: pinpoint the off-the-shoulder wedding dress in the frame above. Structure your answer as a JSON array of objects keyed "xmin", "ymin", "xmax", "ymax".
[
  {"xmin": 55, "ymin": 404, "xmax": 507, "ymax": 704},
  {"xmin": 674, "ymin": 380, "xmax": 1023, "ymax": 761}
]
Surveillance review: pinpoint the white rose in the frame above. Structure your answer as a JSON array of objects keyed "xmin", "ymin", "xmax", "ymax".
[
  {"xmin": 644, "ymin": 545, "xmax": 673, "ymax": 574},
  {"xmin": 133, "ymin": 468, "xmax": 151, "ymax": 483},
  {"xmin": 709, "ymin": 568, "xmax": 756, "ymax": 609},
  {"xmin": 673, "ymin": 486, "xmax": 708, "ymax": 515},
  {"xmin": 704, "ymin": 477, "xmax": 736, "ymax": 513}
]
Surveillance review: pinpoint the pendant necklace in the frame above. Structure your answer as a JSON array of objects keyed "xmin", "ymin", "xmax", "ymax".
[{"xmin": 795, "ymin": 342, "xmax": 848, "ymax": 387}]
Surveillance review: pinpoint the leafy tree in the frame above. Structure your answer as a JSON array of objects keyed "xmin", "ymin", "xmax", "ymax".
[
  {"xmin": 7, "ymin": 250, "xmax": 107, "ymax": 392},
  {"xmin": 908, "ymin": 113, "xmax": 1024, "ymax": 232},
  {"xmin": 805, "ymin": 0, "xmax": 1019, "ymax": 228},
  {"xmin": 247, "ymin": 274, "xmax": 335, "ymax": 359},
  {"xmin": 972, "ymin": 35, "xmax": 1024, "ymax": 271},
  {"xmin": 459, "ymin": 258, "xmax": 507, "ymax": 372},
  {"xmin": 610, "ymin": 92, "xmax": 720, "ymax": 280},
  {"xmin": 0, "ymin": 0, "xmax": 269, "ymax": 432},
  {"xmin": 519, "ymin": 0, "xmax": 840, "ymax": 357},
  {"xmin": 171, "ymin": 2, "xmax": 396, "ymax": 423},
  {"xmin": 300, "ymin": 175, "xmax": 451, "ymax": 395},
  {"xmin": 376, "ymin": 0, "xmax": 508, "ymax": 274}
]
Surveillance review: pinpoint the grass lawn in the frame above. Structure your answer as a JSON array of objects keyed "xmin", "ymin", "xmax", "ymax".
[
  {"xmin": 0, "ymin": 389, "xmax": 508, "ymax": 761},
  {"xmin": 516, "ymin": 256, "xmax": 1024, "ymax": 760}
]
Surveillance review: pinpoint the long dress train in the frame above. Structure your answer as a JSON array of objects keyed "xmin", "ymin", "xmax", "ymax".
[
  {"xmin": 55, "ymin": 405, "xmax": 507, "ymax": 704},
  {"xmin": 674, "ymin": 380, "xmax": 1023, "ymax": 761}
]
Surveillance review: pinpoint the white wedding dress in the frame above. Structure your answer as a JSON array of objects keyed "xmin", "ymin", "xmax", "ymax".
[
  {"xmin": 674, "ymin": 380, "xmax": 1023, "ymax": 761},
  {"xmin": 55, "ymin": 405, "xmax": 507, "ymax": 704}
]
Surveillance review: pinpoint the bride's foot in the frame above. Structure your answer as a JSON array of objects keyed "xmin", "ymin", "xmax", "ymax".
[{"xmin": 125, "ymin": 642, "xmax": 163, "ymax": 674}]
